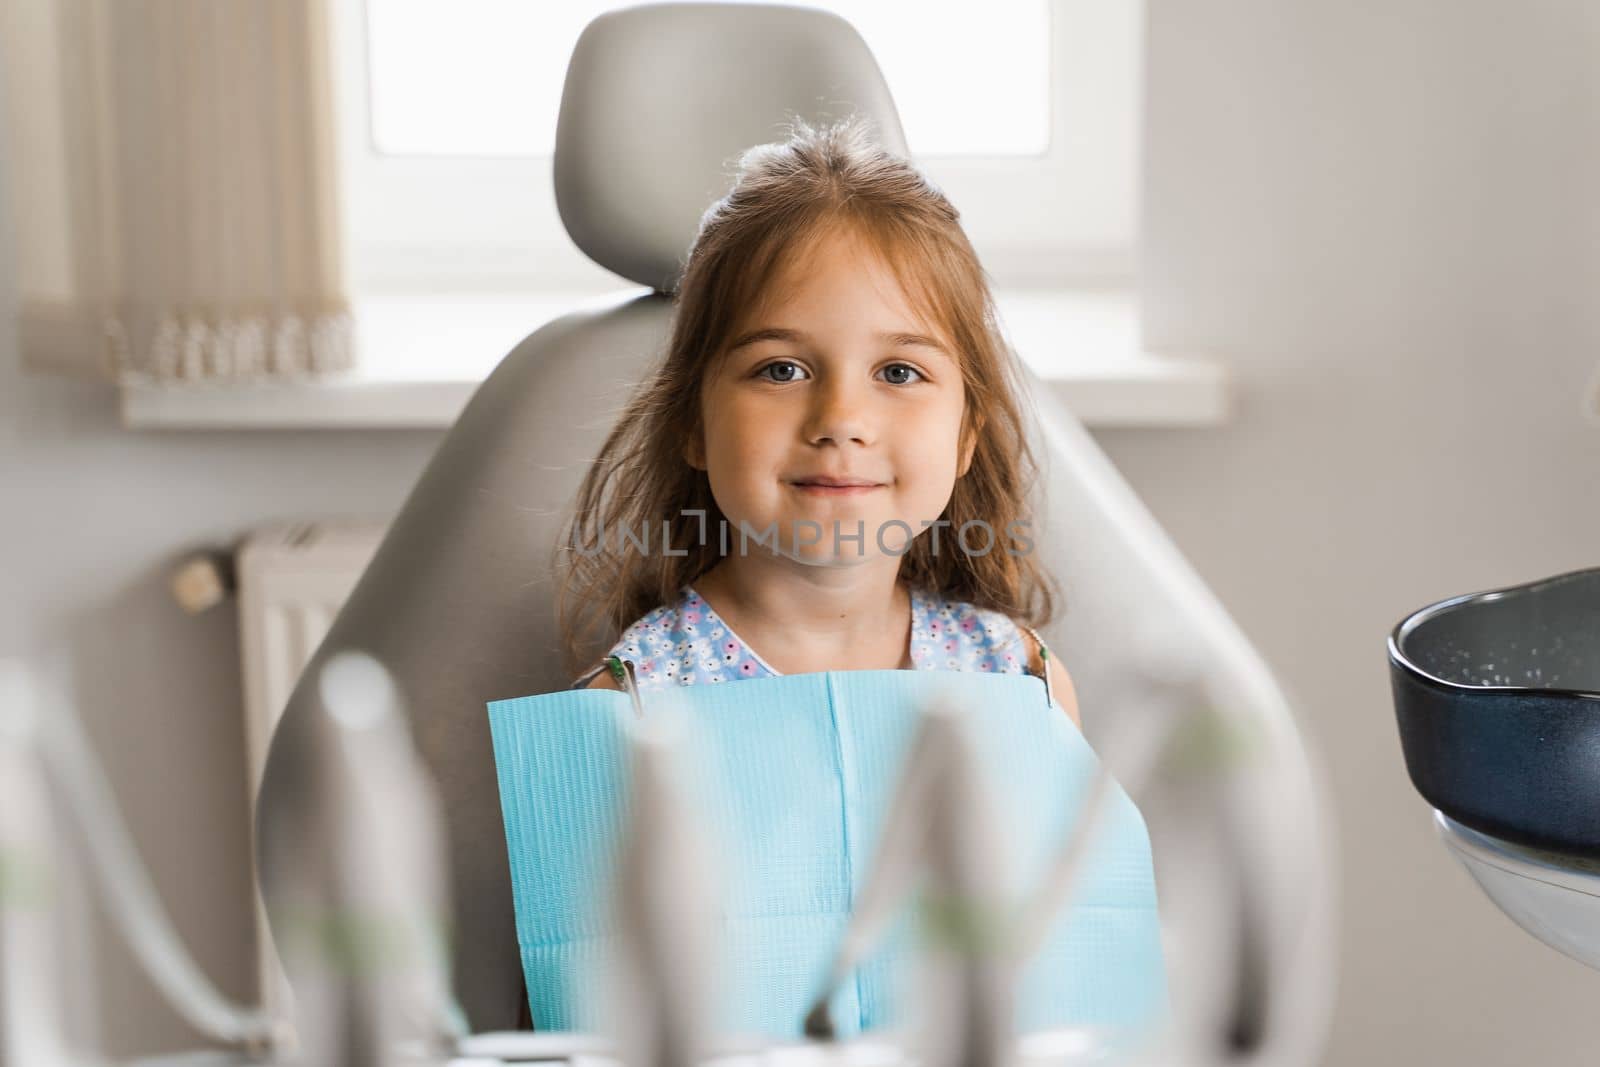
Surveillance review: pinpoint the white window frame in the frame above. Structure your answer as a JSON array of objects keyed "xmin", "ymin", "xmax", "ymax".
[{"xmin": 330, "ymin": 0, "xmax": 1143, "ymax": 294}]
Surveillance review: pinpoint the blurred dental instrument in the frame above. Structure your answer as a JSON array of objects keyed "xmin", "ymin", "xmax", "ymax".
[
  {"xmin": 1003, "ymin": 629, "xmax": 1276, "ymax": 1067},
  {"xmin": 0, "ymin": 660, "xmax": 76, "ymax": 1067},
  {"xmin": 0, "ymin": 657, "xmax": 279, "ymax": 1064},
  {"xmin": 800, "ymin": 649, "xmax": 1190, "ymax": 1053},
  {"xmin": 800, "ymin": 691, "xmax": 1020, "ymax": 1067},
  {"xmin": 802, "ymin": 694, "xmax": 945, "ymax": 1043},
  {"xmin": 911, "ymin": 696, "xmax": 1019, "ymax": 1067},
  {"xmin": 1004, "ymin": 633, "xmax": 1215, "ymax": 1067},
  {"xmin": 800, "ymin": 625, "xmax": 1271, "ymax": 1067},
  {"xmin": 258, "ymin": 650, "xmax": 467, "ymax": 1067},
  {"xmin": 608, "ymin": 694, "xmax": 724, "ymax": 1067},
  {"xmin": 1010, "ymin": 634, "xmax": 1206, "ymax": 962},
  {"xmin": 1076, "ymin": 631, "xmax": 1274, "ymax": 1067}
]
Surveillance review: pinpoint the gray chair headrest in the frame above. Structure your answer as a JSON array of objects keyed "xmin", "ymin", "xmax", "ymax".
[{"xmin": 554, "ymin": 1, "xmax": 909, "ymax": 292}]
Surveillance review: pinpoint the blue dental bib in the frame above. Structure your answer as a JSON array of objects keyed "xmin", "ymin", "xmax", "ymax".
[{"xmin": 487, "ymin": 669, "xmax": 1168, "ymax": 1041}]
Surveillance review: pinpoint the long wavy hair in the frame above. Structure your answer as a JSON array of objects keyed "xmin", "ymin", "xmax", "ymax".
[{"xmin": 553, "ymin": 113, "xmax": 1058, "ymax": 678}]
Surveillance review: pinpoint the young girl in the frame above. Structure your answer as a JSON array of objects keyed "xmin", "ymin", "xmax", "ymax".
[{"xmin": 554, "ymin": 113, "xmax": 1079, "ymax": 731}]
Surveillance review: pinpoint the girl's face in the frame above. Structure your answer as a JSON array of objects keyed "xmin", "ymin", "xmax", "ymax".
[{"xmin": 687, "ymin": 227, "xmax": 976, "ymax": 566}]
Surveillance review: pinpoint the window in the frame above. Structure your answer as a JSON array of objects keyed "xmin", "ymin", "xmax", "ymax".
[{"xmin": 332, "ymin": 0, "xmax": 1142, "ymax": 293}]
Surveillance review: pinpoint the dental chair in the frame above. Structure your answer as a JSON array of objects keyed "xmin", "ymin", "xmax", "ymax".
[{"xmin": 255, "ymin": 3, "xmax": 1339, "ymax": 1064}]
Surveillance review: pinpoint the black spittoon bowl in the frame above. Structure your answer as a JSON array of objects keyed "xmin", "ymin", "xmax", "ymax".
[{"xmin": 1388, "ymin": 564, "xmax": 1600, "ymax": 860}]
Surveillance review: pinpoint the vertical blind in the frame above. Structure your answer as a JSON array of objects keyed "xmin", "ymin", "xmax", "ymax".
[{"xmin": 1, "ymin": 0, "xmax": 354, "ymax": 382}]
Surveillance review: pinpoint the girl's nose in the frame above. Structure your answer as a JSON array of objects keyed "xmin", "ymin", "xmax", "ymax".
[{"xmin": 803, "ymin": 377, "xmax": 876, "ymax": 447}]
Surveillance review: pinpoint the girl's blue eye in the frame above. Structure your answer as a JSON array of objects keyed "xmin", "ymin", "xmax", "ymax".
[
  {"xmin": 881, "ymin": 363, "xmax": 924, "ymax": 385},
  {"xmin": 757, "ymin": 360, "xmax": 807, "ymax": 383}
]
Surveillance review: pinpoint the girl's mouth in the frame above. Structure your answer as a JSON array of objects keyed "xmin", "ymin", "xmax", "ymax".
[{"xmin": 790, "ymin": 482, "xmax": 883, "ymax": 496}]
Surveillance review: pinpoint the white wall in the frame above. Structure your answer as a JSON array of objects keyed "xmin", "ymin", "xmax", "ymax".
[
  {"xmin": 2, "ymin": 0, "xmax": 1597, "ymax": 1061},
  {"xmin": 1128, "ymin": 0, "xmax": 1600, "ymax": 1063}
]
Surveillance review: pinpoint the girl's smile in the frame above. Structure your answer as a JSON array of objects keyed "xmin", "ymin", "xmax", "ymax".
[
  {"xmin": 788, "ymin": 482, "xmax": 883, "ymax": 496},
  {"xmin": 787, "ymin": 470, "xmax": 889, "ymax": 496}
]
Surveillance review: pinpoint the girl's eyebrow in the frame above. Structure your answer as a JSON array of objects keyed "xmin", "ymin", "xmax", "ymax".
[{"xmin": 727, "ymin": 326, "xmax": 949, "ymax": 354}]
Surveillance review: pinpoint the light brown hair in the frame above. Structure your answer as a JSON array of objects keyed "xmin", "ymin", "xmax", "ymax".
[{"xmin": 553, "ymin": 114, "xmax": 1058, "ymax": 678}]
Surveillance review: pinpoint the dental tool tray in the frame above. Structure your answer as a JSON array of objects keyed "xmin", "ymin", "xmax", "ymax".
[{"xmin": 1389, "ymin": 565, "xmax": 1600, "ymax": 859}]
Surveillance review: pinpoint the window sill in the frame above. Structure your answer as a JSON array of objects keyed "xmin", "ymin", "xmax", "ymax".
[{"xmin": 118, "ymin": 289, "xmax": 1229, "ymax": 430}]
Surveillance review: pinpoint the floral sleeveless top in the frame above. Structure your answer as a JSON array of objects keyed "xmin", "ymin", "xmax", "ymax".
[{"xmin": 572, "ymin": 584, "xmax": 1052, "ymax": 700}]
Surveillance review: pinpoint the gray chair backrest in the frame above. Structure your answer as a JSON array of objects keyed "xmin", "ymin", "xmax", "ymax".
[{"xmin": 257, "ymin": 4, "xmax": 1338, "ymax": 1060}]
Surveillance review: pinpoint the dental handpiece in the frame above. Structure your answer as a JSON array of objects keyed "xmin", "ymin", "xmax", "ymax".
[
  {"xmin": 803, "ymin": 706, "xmax": 947, "ymax": 1041},
  {"xmin": 611, "ymin": 706, "xmax": 722, "ymax": 1067},
  {"xmin": 1009, "ymin": 658, "xmax": 1197, "ymax": 965},
  {"xmin": 1, "ymin": 661, "xmax": 76, "ymax": 1067},
  {"xmin": 269, "ymin": 650, "xmax": 467, "ymax": 1067},
  {"xmin": 801, "ymin": 694, "xmax": 1022, "ymax": 1067},
  {"xmin": 0, "ymin": 659, "xmax": 280, "ymax": 1057}
]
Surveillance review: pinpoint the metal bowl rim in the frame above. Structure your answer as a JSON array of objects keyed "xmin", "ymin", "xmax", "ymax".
[{"xmin": 1387, "ymin": 564, "xmax": 1600, "ymax": 700}]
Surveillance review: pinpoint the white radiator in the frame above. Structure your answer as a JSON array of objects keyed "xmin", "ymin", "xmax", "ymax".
[{"xmin": 235, "ymin": 518, "xmax": 389, "ymax": 1028}]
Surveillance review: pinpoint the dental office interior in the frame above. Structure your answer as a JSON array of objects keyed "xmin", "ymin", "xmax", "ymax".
[{"xmin": 3, "ymin": 1, "xmax": 1598, "ymax": 1065}]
